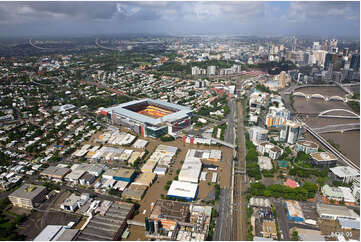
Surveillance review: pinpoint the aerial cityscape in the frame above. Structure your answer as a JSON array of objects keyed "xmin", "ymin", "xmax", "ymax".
[{"xmin": 0, "ymin": 1, "xmax": 360, "ymax": 241}]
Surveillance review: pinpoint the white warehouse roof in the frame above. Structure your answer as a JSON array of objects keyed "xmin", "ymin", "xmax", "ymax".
[
  {"xmin": 178, "ymin": 157, "xmax": 202, "ymax": 183},
  {"xmin": 167, "ymin": 180, "xmax": 198, "ymax": 200}
]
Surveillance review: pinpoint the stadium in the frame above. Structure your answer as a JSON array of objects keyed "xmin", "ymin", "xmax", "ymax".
[{"xmin": 99, "ymin": 99, "xmax": 193, "ymax": 138}]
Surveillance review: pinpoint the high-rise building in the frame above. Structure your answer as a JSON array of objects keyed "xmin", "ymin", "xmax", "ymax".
[
  {"xmin": 279, "ymin": 71, "xmax": 287, "ymax": 88},
  {"xmin": 207, "ymin": 66, "xmax": 216, "ymax": 75},
  {"xmin": 324, "ymin": 53, "xmax": 334, "ymax": 70},
  {"xmin": 291, "ymin": 36, "xmax": 297, "ymax": 51},
  {"xmin": 279, "ymin": 120, "xmax": 304, "ymax": 144},
  {"xmin": 350, "ymin": 54, "xmax": 360, "ymax": 72},
  {"xmin": 249, "ymin": 126, "xmax": 268, "ymax": 145},
  {"xmin": 313, "ymin": 42, "xmax": 320, "ymax": 51},
  {"xmin": 265, "ymin": 107, "xmax": 290, "ymax": 128},
  {"xmin": 343, "ymin": 48, "xmax": 349, "ymax": 57}
]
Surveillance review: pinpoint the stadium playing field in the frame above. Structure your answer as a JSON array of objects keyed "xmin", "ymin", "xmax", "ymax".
[{"xmin": 137, "ymin": 105, "xmax": 174, "ymax": 118}]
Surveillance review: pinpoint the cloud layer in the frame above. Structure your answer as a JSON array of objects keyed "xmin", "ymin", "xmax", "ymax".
[{"xmin": 0, "ymin": 1, "xmax": 359, "ymax": 37}]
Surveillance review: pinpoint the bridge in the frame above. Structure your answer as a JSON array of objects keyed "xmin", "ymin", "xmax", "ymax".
[
  {"xmin": 292, "ymin": 92, "xmax": 359, "ymax": 103},
  {"xmin": 318, "ymin": 109, "xmax": 360, "ymax": 119},
  {"xmin": 297, "ymin": 118, "xmax": 359, "ymax": 169},
  {"xmin": 313, "ymin": 123, "xmax": 360, "ymax": 134}
]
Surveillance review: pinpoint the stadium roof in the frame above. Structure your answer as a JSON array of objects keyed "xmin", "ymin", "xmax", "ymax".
[{"xmin": 102, "ymin": 98, "xmax": 192, "ymax": 125}]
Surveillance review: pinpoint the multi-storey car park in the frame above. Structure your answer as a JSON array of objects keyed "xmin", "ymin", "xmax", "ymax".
[{"xmin": 99, "ymin": 98, "xmax": 193, "ymax": 138}]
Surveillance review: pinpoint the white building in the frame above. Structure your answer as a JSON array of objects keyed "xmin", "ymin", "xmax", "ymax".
[
  {"xmin": 316, "ymin": 203, "xmax": 359, "ymax": 221},
  {"xmin": 249, "ymin": 126, "xmax": 268, "ymax": 145},
  {"xmin": 257, "ymin": 142, "xmax": 283, "ymax": 160},
  {"xmin": 330, "ymin": 166, "xmax": 359, "ymax": 184},
  {"xmin": 279, "ymin": 120, "xmax": 304, "ymax": 144},
  {"xmin": 167, "ymin": 180, "xmax": 198, "ymax": 201},
  {"xmin": 258, "ymin": 156, "xmax": 273, "ymax": 170},
  {"xmin": 178, "ymin": 157, "xmax": 202, "ymax": 184}
]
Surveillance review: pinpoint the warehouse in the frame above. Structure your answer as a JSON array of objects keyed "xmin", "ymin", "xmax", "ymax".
[
  {"xmin": 132, "ymin": 139, "xmax": 148, "ymax": 149},
  {"xmin": 122, "ymin": 184, "xmax": 148, "ymax": 201},
  {"xmin": 102, "ymin": 168, "xmax": 136, "ymax": 182},
  {"xmin": 178, "ymin": 157, "xmax": 202, "ymax": 183},
  {"xmin": 40, "ymin": 166, "xmax": 71, "ymax": 181},
  {"xmin": 132, "ymin": 173, "xmax": 157, "ymax": 187},
  {"xmin": 167, "ymin": 180, "xmax": 198, "ymax": 201},
  {"xmin": 34, "ymin": 225, "xmax": 79, "ymax": 241},
  {"xmin": 316, "ymin": 203, "xmax": 360, "ymax": 221},
  {"xmin": 285, "ymin": 200, "xmax": 305, "ymax": 222},
  {"xmin": 99, "ymin": 98, "xmax": 193, "ymax": 138},
  {"xmin": 321, "ymin": 185, "xmax": 356, "ymax": 204},
  {"xmin": 76, "ymin": 201, "xmax": 134, "ymax": 241}
]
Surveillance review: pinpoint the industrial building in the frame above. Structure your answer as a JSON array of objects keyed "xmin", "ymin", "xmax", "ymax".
[
  {"xmin": 321, "ymin": 185, "xmax": 356, "ymax": 204},
  {"xmin": 9, "ymin": 184, "xmax": 47, "ymax": 209},
  {"xmin": 122, "ymin": 184, "xmax": 148, "ymax": 201},
  {"xmin": 295, "ymin": 140, "xmax": 319, "ymax": 154},
  {"xmin": 167, "ymin": 180, "xmax": 198, "ymax": 201},
  {"xmin": 141, "ymin": 144, "xmax": 178, "ymax": 173},
  {"xmin": 99, "ymin": 99, "xmax": 193, "ymax": 138},
  {"xmin": 310, "ymin": 152, "xmax": 337, "ymax": 168},
  {"xmin": 262, "ymin": 220, "xmax": 277, "ymax": 239},
  {"xmin": 146, "ymin": 200, "xmax": 211, "ymax": 240},
  {"xmin": 285, "ymin": 200, "xmax": 305, "ymax": 222},
  {"xmin": 102, "ymin": 168, "xmax": 136, "ymax": 182},
  {"xmin": 330, "ymin": 166, "xmax": 359, "ymax": 184},
  {"xmin": 40, "ymin": 166, "xmax": 71, "ymax": 181},
  {"xmin": 34, "ymin": 225, "xmax": 79, "ymax": 241},
  {"xmin": 178, "ymin": 156, "xmax": 202, "ymax": 183},
  {"xmin": 76, "ymin": 201, "xmax": 134, "ymax": 241},
  {"xmin": 316, "ymin": 203, "xmax": 360, "ymax": 221}
]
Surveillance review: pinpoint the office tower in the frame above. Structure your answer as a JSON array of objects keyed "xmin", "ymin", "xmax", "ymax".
[
  {"xmin": 350, "ymin": 54, "xmax": 360, "ymax": 72},
  {"xmin": 279, "ymin": 71, "xmax": 287, "ymax": 88},
  {"xmin": 279, "ymin": 120, "xmax": 304, "ymax": 144},
  {"xmin": 324, "ymin": 53, "xmax": 334, "ymax": 70},
  {"xmin": 313, "ymin": 42, "xmax": 320, "ymax": 51},
  {"xmin": 292, "ymin": 36, "xmax": 297, "ymax": 51}
]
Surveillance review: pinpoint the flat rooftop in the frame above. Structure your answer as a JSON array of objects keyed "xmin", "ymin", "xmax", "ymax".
[
  {"xmin": 9, "ymin": 184, "xmax": 46, "ymax": 200},
  {"xmin": 150, "ymin": 199, "xmax": 190, "ymax": 222}
]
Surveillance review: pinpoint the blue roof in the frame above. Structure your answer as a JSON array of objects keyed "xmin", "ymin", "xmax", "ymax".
[
  {"xmin": 103, "ymin": 98, "xmax": 192, "ymax": 125},
  {"xmin": 338, "ymin": 218, "xmax": 360, "ymax": 230}
]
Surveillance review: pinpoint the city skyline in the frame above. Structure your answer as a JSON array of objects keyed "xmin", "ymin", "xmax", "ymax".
[{"xmin": 0, "ymin": 1, "xmax": 359, "ymax": 38}]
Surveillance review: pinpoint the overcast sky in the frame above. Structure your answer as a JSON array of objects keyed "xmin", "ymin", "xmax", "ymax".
[{"xmin": 0, "ymin": 1, "xmax": 359, "ymax": 38}]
